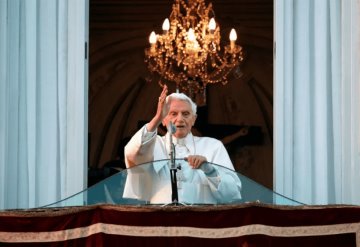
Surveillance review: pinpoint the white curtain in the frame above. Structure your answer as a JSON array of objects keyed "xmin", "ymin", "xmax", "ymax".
[
  {"xmin": 275, "ymin": 0, "xmax": 360, "ymax": 205},
  {"xmin": 0, "ymin": 0, "xmax": 88, "ymax": 209}
]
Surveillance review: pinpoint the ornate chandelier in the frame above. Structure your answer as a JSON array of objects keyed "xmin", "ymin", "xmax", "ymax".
[{"xmin": 144, "ymin": 0, "xmax": 244, "ymax": 105}]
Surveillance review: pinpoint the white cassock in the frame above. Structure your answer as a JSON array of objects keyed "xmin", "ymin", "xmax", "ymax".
[{"xmin": 123, "ymin": 124, "xmax": 242, "ymax": 204}]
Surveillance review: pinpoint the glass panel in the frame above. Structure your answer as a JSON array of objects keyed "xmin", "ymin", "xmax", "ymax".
[{"xmin": 44, "ymin": 159, "xmax": 303, "ymax": 207}]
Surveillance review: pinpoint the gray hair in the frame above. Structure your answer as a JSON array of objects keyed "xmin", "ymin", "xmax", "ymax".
[{"xmin": 165, "ymin": 93, "xmax": 197, "ymax": 115}]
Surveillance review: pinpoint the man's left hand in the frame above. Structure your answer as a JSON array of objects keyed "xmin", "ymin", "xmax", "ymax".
[{"xmin": 186, "ymin": 155, "xmax": 207, "ymax": 169}]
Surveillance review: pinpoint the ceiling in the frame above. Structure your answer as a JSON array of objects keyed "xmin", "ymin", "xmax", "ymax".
[{"xmin": 89, "ymin": 0, "xmax": 273, "ymax": 48}]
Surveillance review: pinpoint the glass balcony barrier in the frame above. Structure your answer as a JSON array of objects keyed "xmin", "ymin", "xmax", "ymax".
[{"xmin": 44, "ymin": 159, "xmax": 303, "ymax": 207}]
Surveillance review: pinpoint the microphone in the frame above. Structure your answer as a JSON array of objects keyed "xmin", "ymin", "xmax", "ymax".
[{"xmin": 167, "ymin": 121, "xmax": 176, "ymax": 134}]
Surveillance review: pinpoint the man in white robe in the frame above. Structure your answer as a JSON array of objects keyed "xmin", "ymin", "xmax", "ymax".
[{"xmin": 123, "ymin": 85, "xmax": 242, "ymax": 204}]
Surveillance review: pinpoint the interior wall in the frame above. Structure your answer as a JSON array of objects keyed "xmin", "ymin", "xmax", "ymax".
[{"xmin": 88, "ymin": 0, "xmax": 274, "ymax": 188}]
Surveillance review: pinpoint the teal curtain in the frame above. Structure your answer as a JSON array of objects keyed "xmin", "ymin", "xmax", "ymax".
[
  {"xmin": 275, "ymin": 0, "xmax": 360, "ymax": 205},
  {"xmin": 0, "ymin": 0, "xmax": 89, "ymax": 209}
]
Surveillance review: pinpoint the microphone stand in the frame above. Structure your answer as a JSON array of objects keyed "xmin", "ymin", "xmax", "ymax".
[{"xmin": 168, "ymin": 126, "xmax": 179, "ymax": 204}]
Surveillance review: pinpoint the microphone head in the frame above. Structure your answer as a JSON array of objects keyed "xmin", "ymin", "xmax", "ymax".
[{"xmin": 167, "ymin": 122, "xmax": 176, "ymax": 134}]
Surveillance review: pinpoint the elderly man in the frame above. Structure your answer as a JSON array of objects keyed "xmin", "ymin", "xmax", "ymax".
[{"xmin": 123, "ymin": 85, "xmax": 241, "ymax": 204}]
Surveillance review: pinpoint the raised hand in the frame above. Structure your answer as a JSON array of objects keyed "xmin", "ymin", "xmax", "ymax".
[{"xmin": 147, "ymin": 85, "xmax": 168, "ymax": 132}]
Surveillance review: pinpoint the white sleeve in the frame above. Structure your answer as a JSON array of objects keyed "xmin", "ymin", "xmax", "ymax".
[
  {"xmin": 142, "ymin": 124, "xmax": 157, "ymax": 144},
  {"xmin": 206, "ymin": 167, "xmax": 242, "ymax": 202},
  {"xmin": 124, "ymin": 124, "xmax": 158, "ymax": 167}
]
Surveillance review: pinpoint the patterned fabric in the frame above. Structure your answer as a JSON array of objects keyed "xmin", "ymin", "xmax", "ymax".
[{"xmin": 0, "ymin": 203, "xmax": 359, "ymax": 246}]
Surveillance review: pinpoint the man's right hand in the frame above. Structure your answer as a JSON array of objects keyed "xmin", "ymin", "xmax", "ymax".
[{"xmin": 147, "ymin": 85, "xmax": 168, "ymax": 132}]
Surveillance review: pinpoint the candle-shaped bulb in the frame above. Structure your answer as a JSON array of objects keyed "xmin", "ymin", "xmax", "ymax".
[
  {"xmin": 229, "ymin": 29, "xmax": 237, "ymax": 41},
  {"xmin": 229, "ymin": 29, "xmax": 237, "ymax": 51},
  {"xmin": 149, "ymin": 31, "xmax": 157, "ymax": 54},
  {"xmin": 162, "ymin": 18, "xmax": 170, "ymax": 32},
  {"xmin": 208, "ymin": 18, "xmax": 216, "ymax": 32},
  {"xmin": 149, "ymin": 31, "xmax": 157, "ymax": 44},
  {"xmin": 188, "ymin": 28, "xmax": 196, "ymax": 42}
]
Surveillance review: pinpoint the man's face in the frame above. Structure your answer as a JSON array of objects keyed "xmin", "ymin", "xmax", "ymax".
[{"xmin": 163, "ymin": 99, "xmax": 196, "ymax": 138}]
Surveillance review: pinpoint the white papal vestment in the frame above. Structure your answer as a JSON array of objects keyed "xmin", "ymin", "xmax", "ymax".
[{"xmin": 123, "ymin": 125, "xmax": 242, "ymax": 204}]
